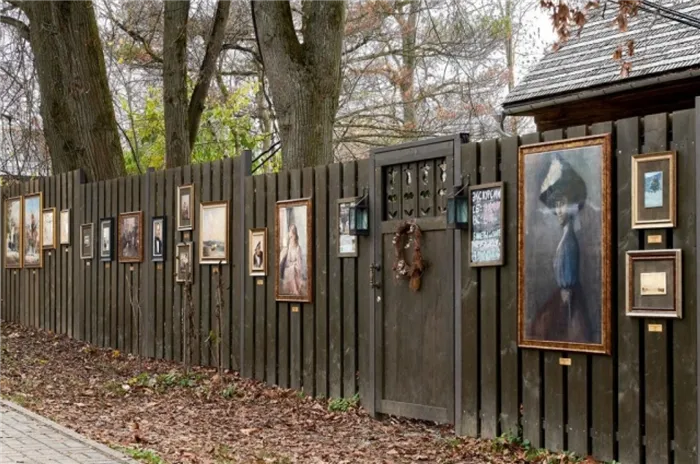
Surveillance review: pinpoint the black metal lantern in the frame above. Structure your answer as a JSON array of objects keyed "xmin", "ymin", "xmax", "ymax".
[
  {"xmin": 447, "ymin": 184, "xmax": 469, "ymax": 229},
  {"xmin": 349, "ymin": 188, "xmax": 370, "ymax": 236}
]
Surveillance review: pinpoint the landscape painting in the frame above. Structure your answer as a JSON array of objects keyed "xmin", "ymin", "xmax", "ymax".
[
  {"xmin": 23, "ymin": 193, "xmax": 43, "ymax": 268},
  {"xmin": 518, "ymin": 135, "xmax": 611, "ymax": 354},
  {"xmin": 199, "ymin": 201, "xmax": 228, "ymax": 264},
  {"xmin": 42, "ymin": 208, "xmax": 56, "ymax": 249},
  {"xmin": 5, "ymin": 196, "xmax": 22, "ymax": 268},
  {"xmin": 276, "ymin": 198, "xmax": 313, "ymax": 302},
  {"xmin": 118, "ymin": 211, "xmax": 143, "ymax": 263},
  {"xmin": 644, "ymin": 171, "xmax": 663, "ymax": 208}
]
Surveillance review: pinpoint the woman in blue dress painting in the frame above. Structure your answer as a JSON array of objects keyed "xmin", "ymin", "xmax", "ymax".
[{"xmin": 528, "ymin": 155, "xmax": 596, "ymax": 344}]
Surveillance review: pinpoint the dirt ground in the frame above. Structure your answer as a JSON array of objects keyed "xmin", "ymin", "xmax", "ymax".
[{"xmin": 0, "ymin": 322, "xmax": 595, "ymax": 464}]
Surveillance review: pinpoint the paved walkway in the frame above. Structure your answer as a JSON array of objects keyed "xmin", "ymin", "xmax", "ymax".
[{"xmin": 0, "ymin": 400, "xmax": 136, "ymax": 464}]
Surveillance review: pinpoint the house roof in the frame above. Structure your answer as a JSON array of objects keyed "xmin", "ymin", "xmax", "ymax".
[{"xmin": 503, "ymin": 1, "xmax": 700, "ymax": 113}]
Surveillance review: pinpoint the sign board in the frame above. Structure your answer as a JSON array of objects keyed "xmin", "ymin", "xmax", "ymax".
[{"xmin": 469, "ymin": 182, "xmax": 505, "ymax": 267}]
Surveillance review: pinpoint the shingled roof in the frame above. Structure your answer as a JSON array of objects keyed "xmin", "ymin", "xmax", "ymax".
[{"xmin": 503, "ymin": 1, "xmax": 700, "ymax": 113}]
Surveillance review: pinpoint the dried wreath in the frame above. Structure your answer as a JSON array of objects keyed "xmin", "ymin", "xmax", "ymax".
[{"xmin": 392, "ymin": 221, "xmax": 427, "ymax": 292}]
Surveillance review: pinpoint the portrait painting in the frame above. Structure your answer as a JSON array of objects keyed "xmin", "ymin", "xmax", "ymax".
[
  {"xmin": 518, "ymin": 135, "xmax": 612, "ymax": 354},
  {"xmin": 177, "ymin": 184, "xmax": 194, "ymax": 231},
  {"xmin": 249, "ymin": 228, "xmax": 267, "ymax": 276},
  {"xmin": 60, "ymin": 209, "xmax": 70, "ymax": 245},
  {"xmin": 631, "ymin": 151, "xmax": 676, "ymax": 229},
  {"xmin": 337, "ymin": 198, "xmax": 358, "ymax": 257},
  {"xmin": 80, "ymin": 223, "xmax": 93, "ymax": 260},
  {"xmin": 118, "ymin": 211, "xmax": 143, "ymax": 263},
  {"xmin": 42, "ymin": 208, "xmax": 56, "ymax": 250},
  {"xmin": 275, "ymin": 198, "xmax": 313, "ymax": 302},
  {"xmin": 199, "ymin": 201, "xmax": 228, "ymax": 264},
  {"xmin": 5, "ymin": 196, "xmax": 22, "ymax": 268},
  {"xmin": 152, "ymin": 216, "xmax": 166, "ymax": 262},
  {"xmin": 176, "ymin": 242, "xmax": 193, "ymax": 283},
  {"xmin": 23, "ymin": 193, "xmax": 43, "ymax": 268},
  {"xmin": 99, "ymin": 218, "xmax": 113, "ymax": 261}
]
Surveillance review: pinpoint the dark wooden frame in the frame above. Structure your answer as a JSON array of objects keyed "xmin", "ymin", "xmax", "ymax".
[
  {"xmin": 99, "ymin": 217, "xmax": 114, "ymax": 262},
  {"xmin": 199, "ymin": 200, "xmax": 229, "ymax": 265},
  {"xmin": 626, "ymin": 249, "xmax": 682, "ymax": 318},
  {"xmin": 177, "ymin": 184, "xmax": 194, "ymax": 231},
  {"xmin": 42, "ymin": 207, "xmax": 57, "ymax": 250},
  {"xmin": 22, "ymin": 192, "xmax": 43, "ymax": 269},
  {"xmin": 118, "ymin": 211, "xmax": 144, "ymax": 263},
  {"xmin": 337, "ymin": 197, "xmax": 359, "ymax": 258},
  {"xmin": 248, "ymin": 227, "xmax": 267, "ymax": 276},
  {"xmin": 631, "ymin": 150, "xmax": 676, "ymax": 229},
  {"xmin": 152, "ymin": 216, "xmax": 166, "ymax": 262},
  {"xmin": 59, "ymin": 208, "xmax": 70, "ymax": 245},
  {"xmin": 175, "ymin": 241, "xmax": 193, "ymax": 283},
  {"xmin": 4, "ymin": 195, "xmax": 22, "ymax": 269},
  {"xmin": 80, "ymin": 223, "xmax": 93, "ymax": 260},
  {"xmin": 468, "ymin": 181, "xmax": 505, "ymax": 267},
  {"xmin": 275, "ymin": 197, "xmax": 313, "ymax": 303},
  {"xmin": 517, "ymin": 134, "xmax": 612, "ymax": 354}
]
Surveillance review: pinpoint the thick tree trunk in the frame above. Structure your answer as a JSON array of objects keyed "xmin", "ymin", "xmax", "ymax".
[
  {"xmin": 253, "ymin": 1, "xmax": 346, "ymax": 169},
  {"xmin": 23, "ymin": 1, "xmax": 126, "ymax": 180},
  {"xmin": 398, "ymin": 1, "xmax": 418, "ymax": 132},
  {"xmin": 163, "ymin": 0, "xmax": 191, "ymax": 168}
]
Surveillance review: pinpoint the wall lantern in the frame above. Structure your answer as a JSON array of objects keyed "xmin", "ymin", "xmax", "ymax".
[
  {"xmin": 349, "ymin": 188, "xmax": 370, "ymax": 236},
  {"xmin": 447, "ymin": 184, "xmax": 469, "ymax": 229}
]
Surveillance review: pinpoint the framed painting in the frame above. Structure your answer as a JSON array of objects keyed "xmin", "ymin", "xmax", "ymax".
[
  {"xmin": 626, "ymin": 249, "xmax": 682, "ymax": 318},
  {"xmin": 469, "ymin": 182, "xmax": 505, "ymax": 267},
  {"xmin": 60, "ymin": 209, "xmax": 70, "ymax": 245},
  {"xmin": 275, "ymin": 198, "xmax": 313, "ymax": 302},
  {"xmin": 23, "ymin": 193, "xmax": 43, "ymax": 268},
  {"xmin": 99, "ymin": 218, "xmax": 114, "ymax": 262},
  {"xmin": 177, "ymin": 184, "xmax": 194, "ymax": 231},
  {"xmin": 80, "ymin": 223, "xmax": 93, "ymax": 260},
  {"xmin": 152, "ymin": 216, "xmax": 166, "ymax": 262},
  {"xmin": 199, "ymin": 201, "xmax": 228, "ymax": 264},
  {"xmin": 518, "ymin": 134, "xmax": 612, "ymax": 354},
  {"xmin": 337, "ymin": 197, "xmax": 358, "ymax": 258},
  {"xmin": 42, "ymin": 207, "xmax": 57, "ymax": 250},
  {"xmin": 176, "ymin": 242, "xmax": 193, "ymax": 283},
  {"xmin": 631, "ymin": 151, "xmax": 676, "ymax": 229},
  {"xmin": 4, "ymin": 196, "xmax": 22, "ymax": 268},
  {"xmin": 249, "ymin": 228, "xmax": 267, "ymax": 276},
  {"xmin": 118, "ymin": 211, "xmax": 143, "ymax": 263}
]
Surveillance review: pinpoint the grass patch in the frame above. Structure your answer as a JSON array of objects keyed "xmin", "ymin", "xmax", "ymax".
[
  {"xmin": 327, "ymin": 393, "xmax": 359, "ymax": 412},
  {"xmin": 116, "ymin": 446, "xmax": 167, "ymax": 464}
]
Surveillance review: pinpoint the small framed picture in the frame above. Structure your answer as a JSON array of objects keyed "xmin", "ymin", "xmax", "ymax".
[
  {"xmin": 631, "ymin": 151, "xmax": 676, "ymax": 229},
  {"xmin": 80, "ymin": 223, "xmax": 93, "ymax": 260},
  {"xmin": 152, "ymin": 216, "xmax": 166, "ymax": 262},
  {"xmin": 177, "ymin": 184, "xmax": 194, "ymax": 231},
  {"xmin": 337, "ymin": 198, "xmax": 358, "ymax": 258},
  {"xmin": 4, "ymin": 196, "xmax": 22, "ymax": 268},
  {"xmin": 199, "ymin": 201, "xmax": 228, "ymax": 265},
  {"xmin": 23, "ymin": 193, "xmax": 43, "ymax": 268},
  {"xmin": 176, "ymin": 242, "xmax": 193, "ymax": 283},
  {"xmin": 118, "ymin": 211, "xmax": 144, "ymax": 263},
  {"xmin": 626, "ymin": 249, "xmax": 682, "ymax": 318},
  {"xmin": 42, "ymin": 207, "xmax": 57, "ymax": 250},
  {"xmin": 249, "ymin": 228, "xmax": 267, "ymax": 276},
  {"xmin": 60, "ymin": 209, "xmax": 71, "ymax": 245},
  {"xmin": 99, "ymin": 218, "xmax": 114, "ymax": 262}
]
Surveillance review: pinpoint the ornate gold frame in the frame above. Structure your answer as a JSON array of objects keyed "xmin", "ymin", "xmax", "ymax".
[
  {"xmin": 199, "ymin": 200, "xmax": 229, "ymax": 265},
  {"xmin": 118, "ymin": 211, "xmax": 144, "ymax": 263},
  {"xmin": 517, "ymin": 134, "xmax": 612, "ymax": 355},
  {"xmin": 23, "ymin": 192, "xmax": 43, "ymax": 269},
  {"xmin": 4, "ymin": 195, "xmax": 23, "ymax": 269},
  {"xmin": 42, "ymin": 207, "xmax": 57, "ymax": 250},
  {"xmin": 275, "ymin": 197, "xmax": 313, "ymax": 303}
]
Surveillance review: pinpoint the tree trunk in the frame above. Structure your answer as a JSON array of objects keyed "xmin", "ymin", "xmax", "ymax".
[
  {"xmin": 23, "ymin": 1, "xmax": 126, "ymax": 180},
  {"xmin": 163, "ymin": 0, "xmax": 191, "ymax": 168},
  {"xmin": 252, "ymin": 1, "xmax": 346, "ymax": 169},
  {"xmin": 398, "ymin": 1, "xmax": 419, "ymax": 132}
]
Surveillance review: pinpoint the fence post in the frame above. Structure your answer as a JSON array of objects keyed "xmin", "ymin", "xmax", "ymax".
[
  {"xmin": 238, "ymin": 151, "xmax": 253, "ymax": 375},
  {"xmin": 141, "ymin": 168, "xmax": 155, "ymax": 357}
]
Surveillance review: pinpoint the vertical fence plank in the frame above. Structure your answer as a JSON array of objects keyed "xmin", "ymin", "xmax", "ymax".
[
  {"xmin": 314, "ymin": 165, "xmax": 329, "ymax": 398},
  {"xmin": 70, "ymin": 171, "xmax": 82, "ymax": 338},
  {"xmin": 303, "ymin": 166, "xmax": 316, "ymax": 395},
  {"xmin": 91, "ymin": 181, "xmax": 99, "ymax": 344},
  {"xmin": 277, "ymin": 170, "xmax": 290, "ymax": 388},
  {"xmin": 122, "ymin": 176, "xmax": 133, "ymax": 351},
  {"xmin": 155, "ymin": 171, "xmax": 166, "ymax": 359},
  {"xmin": 109, "ymin": 179, "xmax": 118, "ymax": 350},
  {"xmin": 141, "ymin": 171, "xmax": 154, "ymax": 358},
  {"xmin": 42, "ymin": 177, "xmax": 49, "ymax": 330},
  {"xmin": 164, "ymin": 169, "xmax": 176, "ymax": 361},
  {"xmin": 104, "ymin": 180, "xmax": 112, "ymax": 347},
  {"xmin": 232, "ymin": 157, "xmax": 245, "ymax": 372},
  {"xmin": 200, "ymin": 164, "xmax": 212, "ymax": 365},
  {"xmin": 132, "ymin": 176, "xmax": 142, "ymax": 354},
  {"xmin": 341, "ymin": 162, "xmax": 357, "ymax": 397},
  {"xmin": 182, "ymin": 164, "xmax": 193, "ymax": 364},
  {"xmin": 356, "ymin": 160, "xmax": 370, "ymax": 404},
  {"xmin": 265, "ymin": 173, "xmax": 278, "ymax": 384},
  {"xmin": 211, "ymin": 162, "xmax": 223, "ymax": 368},
  {"xmin": 290, "ymin": 169, "xmax": 302, "ymax": 390},
  {"xmin": 59, "ymin": 174, "xmax": 67, "ymax": 334},
  {"xmin": 243, "ymin": 175, "xmax": 255, "ymax": 379},
  {"xmin": 254, "ymin": 174, "xmax": 267, "ymax": 381},
  {"xmin": 98, "ymin": 181, "xmax": 106, "ymax": 346},
  {"xmin": 327, "ymin": 164, "xmax": 342, "ymax": 398},
  {"xmin": 220, "ymin": 159, "xmax": 233, "ymax": 369},
  {"xmin": 189, "ymin": 164, "xmax": 202, "ymax": 364}
]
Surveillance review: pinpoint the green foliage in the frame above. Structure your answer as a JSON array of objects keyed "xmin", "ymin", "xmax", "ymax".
[
  {"xmin": 125, "ymin": 370, "xmax": 202, "ymax": 392},
  {"xmin": 116, "ymin": 446, "xmax": 167, "ymax": 464},
  {"xmin": 327, "ymin": 393, "xmax": 360, "ymax": 412},
  {"xmin": 221, "ymin": 384, "xmax": 237, "ymax": 399},
  {"xmin": 122, "ymin": 83, "xmax": 267, "ymax": 173}
]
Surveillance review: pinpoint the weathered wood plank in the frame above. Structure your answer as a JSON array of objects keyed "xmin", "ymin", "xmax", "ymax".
[
  {"xmin": 327, "ymin": 163, "xmax": 342, "ymax": 398},
  {"xmin": 131, "ymin": 175, "xmax": 142, "ymax": 354},
  {"xmin": 277, "ymin": 170, "xmax": 290, "ymax": 388},
  {"xmin": 243, "ymin": 175, "xmax": 255, "ymax": 379},
  {"xmin": 98, "ymin": 180, "xmax": 106, "ymax": 347},
  {"xmin": 190, "ymin": 164, "xmax": 202, "ymax": 364},
  {"xmin": 200, "ymin": 163, "xmax": 212, "ymax": 366},
  {"xmin": 356, "ymin": 160, "xmax": 370, "ymax": 404},
  {"xmin": 164, "ymin": 169, "xmax": 176, "ymax": 361},
  {"xmin": 314, "ymin": 165, "xmax": 329, "ymax": 397},
  {"xmin": 70, "ymin": 171, "xmax": 82, "ymax": 338},
  {"xmin": 254, "ymin": 174, "xmax": 267, "ymax": 381},
  {"xmin": 123, "ymin": 176, "xmax": 133, "ymax": 351},
  {"xmin": 155, "ymin": 171, "xmax": 166, "ymax": 359},
  {"xmin": 265, "ymin": 173, "xmax": 278, "ymax": 384},
  {"xmin": 109, "ymin": 179, "xmax": 118, "ymax": 350},
  {"xmin": 220, "ymin": 158, "xmax": 233, "ymax": 369},
  {"xmin": 289, "ymin": 169, "xmax": 303, "ymax": 390},
  {"xmin": 302, "ymin": 166, "xmax": 315, "ymax": 395},
  {"xmin": 91, "ymin": 181, "xmax": 98, "ymax": 344},
  {"xmin": 181, "ymin": 164, "xmax": 192, "ymax": 363},
  {"xmin": 341, "ymin": 162, "xmax": 357, "ymax": 397}
]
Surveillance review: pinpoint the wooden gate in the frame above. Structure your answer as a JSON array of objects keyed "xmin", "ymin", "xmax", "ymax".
[{"xmin": 368, "ymin": 135, "xmax": 464, "ymax": 423}]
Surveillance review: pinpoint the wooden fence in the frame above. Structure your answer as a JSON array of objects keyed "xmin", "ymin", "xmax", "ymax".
[{"xmin": 1, "ymin": 105, "xmax": 699, "ymax": 464}]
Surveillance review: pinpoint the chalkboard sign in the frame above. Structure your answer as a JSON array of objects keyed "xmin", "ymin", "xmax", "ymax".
[{"xmin": 469, "ymin": 182, "xmax": 505, "ymax": 267}]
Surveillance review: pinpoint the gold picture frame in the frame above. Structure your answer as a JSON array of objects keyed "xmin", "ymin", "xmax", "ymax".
[
  {"xmin": 177, "ymin": 184, "xmax": 195, "ymax": 231},
  {"xmin": 518, "ymin": 134, "xmax": 612, "ymax": 355},
  {"xmin": 23, "ymin": 192, "xmax": 43, "ymax": 268},
  {"xmin": 4, "ymin": 196, "xmax": 23, "ymax": 268},
  {"xmin": 275, "ymin": 198, "xmax": 313, "ymax": 303},
  {"xmin": 631, "ymin": 151, "xmax": 676, "ymax": 229},
  {"xmin": 118, "ymin": 211, "xmax": 144, "ymax": 263},
  {"xmin": 199, "ymin": 201, "xmax": 229, "ymax": 265},
  {"xmin": 249, "ymin": 228, "xmax": 267, "ymax": 276},
  {"xmin": 626, "ymin": 249, "xmax": 682, "ymax": 318}
]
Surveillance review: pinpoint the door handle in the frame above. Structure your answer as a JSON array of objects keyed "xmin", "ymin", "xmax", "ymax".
[{"xmin": 370, "ymin": 263, "xmax": 381, "ymax": 289}]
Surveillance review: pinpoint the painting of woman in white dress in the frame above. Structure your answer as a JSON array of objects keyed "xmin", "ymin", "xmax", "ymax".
[{"xmin": 275, "ymin": 198, "xmax": 313, "ymax": 302}]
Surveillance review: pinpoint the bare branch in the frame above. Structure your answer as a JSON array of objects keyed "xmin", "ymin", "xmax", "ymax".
[{"xmin": 0, "ymin": 15, "xmax": 29, "ymax": 41}]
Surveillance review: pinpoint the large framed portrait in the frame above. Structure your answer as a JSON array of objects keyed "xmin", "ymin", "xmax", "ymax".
[
  {"xmin": 337, "ymin": 197, "xmax": 358, "ymax": 257},
  {"xmin": 176, "ymin": 242, "xmax": 193, "ymax": 283},
  {"xmin": 626, "ymin": 249, "xmax": 682, "ymax": 319},
  {"xmin": 177, "ymin": 184, "xmax": 194, "ymax": 231},
  {"xmin": 99, "ymin": 218, "xmax": 114, "ymax": 262},
  {"xmin": 23, "ymin": 193, "xmax": 43, "ymax": 268},
  {"xmin": 42, "ymin": 207, "xmax": 57, "ymax": 250},
  {"xmin": 275, "ymin": 198, "xmax": 313, "ymax": 302},
  {"xmin": 152, "ymin": 216, "xmax": 166, "ymax": 262},
  {"xmin": 80, "ymin": 223, "xmax": 93, "ymax": 260},
  {"xmin": 631, "ymin": 151, "xmax": 676, "ymax": 229},
  {"xmin": 249, "ymin": 228, "xmax": 267, "ymax": 276},
  {"xmin": 4, "ymin": 196, "xmax": 22, "ymax": 268},
  {"xmin": 60, "ymin": 209, "xmax": 70, "ymax": 245},
  {"xmin": 518, "ymin": 134, "xmax": 612, "ymax": 354},
  {"xmin": 199, "ymin": 201, "xmax": 228, "ymax": 264},
  {"xmin": 118, "ymin": 211, "xmax": 143, "ymax": 263}
]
